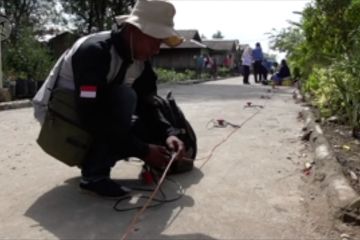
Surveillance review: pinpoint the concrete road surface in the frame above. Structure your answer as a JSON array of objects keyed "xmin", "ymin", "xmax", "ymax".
[{"xmin": 0, "ymin": 77, "xmax": 334, "ymax": 239}]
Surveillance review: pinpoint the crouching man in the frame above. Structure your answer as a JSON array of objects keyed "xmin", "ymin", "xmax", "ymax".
[{"xmin": 33, "ymin": 0, "xmax": 187, "ymax": 197}]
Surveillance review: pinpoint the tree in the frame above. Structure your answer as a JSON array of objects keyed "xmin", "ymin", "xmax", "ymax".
[
  {"xmin": 301, "ymin": 0, "xmax": 359, "ymax": 59},
  {"xmin": 0, "ymin": 1, "xmax": 57, "ymax": 82},
  {"xmin": 3, "ymin": 27, "xmax": 55, "ymax": 81},
  {"xmin": 269, "ymin": 0, "xmax": 360, "ymax": 77},
  {"xmin": 0, "ymin": 0, "xmax": 57, "ymax": 42},
  {"xmin": 212, "ymin": 30, "xmax": 224, "ymax": 39},
  {"xmin": 268, "ymin": 27, "xmax": 304, "ymax": 57},
  {"xmin": 60, "ymin": 0, "xmax": 136, "ymax": 34},
  {"xmin": 268, "ymin": 27, "xmax": 309, "ymax": 74}
]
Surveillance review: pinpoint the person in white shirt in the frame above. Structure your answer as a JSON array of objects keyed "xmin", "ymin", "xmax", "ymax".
[{"xmin": 241, "ymin": 46, "xmax": 253, "ymax": 84}]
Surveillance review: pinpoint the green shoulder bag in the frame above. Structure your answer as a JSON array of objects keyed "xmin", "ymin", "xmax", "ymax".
[{"xmin": 37, "ymin": 88, "xmax": 93, "ymax": 167}]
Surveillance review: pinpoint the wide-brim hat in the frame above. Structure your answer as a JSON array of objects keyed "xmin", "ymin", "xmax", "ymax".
[{"xmin": 115, "ymin": 0, "xmax": 184, "ymax": 47}]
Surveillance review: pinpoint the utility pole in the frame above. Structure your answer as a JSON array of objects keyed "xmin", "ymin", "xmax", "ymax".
[{"xmin": 0, "ymin": 15, "xmax": 11, "ymax": 89}]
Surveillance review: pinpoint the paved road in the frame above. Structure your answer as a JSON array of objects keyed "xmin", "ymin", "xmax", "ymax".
[{"xmin": 0, "ymin": 76, "xmax": 333, "ymax": 239}]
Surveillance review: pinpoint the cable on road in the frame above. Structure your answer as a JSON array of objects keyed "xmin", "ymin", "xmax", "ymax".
[
  {"xmin": 120, "ymin": 152, "xmax": 179, "ymax": 240},
  {"xmin": 198, "ymin": 89, "xmax": 275, "ymax": 168},
  {"xmin": 120, "ymin": 88, "xmax": 275, "ymax": 239}
]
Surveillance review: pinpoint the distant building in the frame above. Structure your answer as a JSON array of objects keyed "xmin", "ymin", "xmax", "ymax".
[
  {"xmin": 152, "ymin": 30, "xmax": 208, "ymax": 70},
  {"xmin": 46, "ymin": 29, "xmax": 243, "ymax": 72},
  {"xmin": 202, "ymin": 39, "xmax": 240, "ymax": 68}
]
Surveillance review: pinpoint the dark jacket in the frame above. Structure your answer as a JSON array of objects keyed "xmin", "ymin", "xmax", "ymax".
[
  {"xmin": 278, "ymin": 65, "xmax": 291, "ymax": 78},
  {"xmin": 67, "ymin": 26, "xmax": 175, "ymax": 158}
]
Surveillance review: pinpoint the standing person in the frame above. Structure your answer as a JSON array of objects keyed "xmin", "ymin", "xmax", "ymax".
[
  {"xmin": 224, "ymin": 54, "xmax": 232, "ymax": 69},
  {"xmin": 241, "ymin": 46, "xmax": 252, "ymax": 84},
  {"xmin": 33, "ymin": 0, "xmax": 187, "ymax": 198},
  {"xmin": 252, "ymin": 42, "xmax": 264, "ymax": 83},
  {"xmin": 211, "ymin": 56, "xmax": 218, "ymax": 79},
  {"xmin": 204, "ymin": 54, "xmax": 213, "ymax": 76},
  {"xmin": 260, "ymin": 58, "xmax": 270, "ymax": 84},
  {"xmin": 228, "ymin": 54, "xmax": 235, "ymax": 75},
  {"xmin": 195, "ymin": 54, "xmax": 204, "ymax": 78}
]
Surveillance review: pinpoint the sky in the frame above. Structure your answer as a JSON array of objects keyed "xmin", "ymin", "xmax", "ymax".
[{"xmin": 169, "ymin": 0, "xmax": 312, "ymax": 59}]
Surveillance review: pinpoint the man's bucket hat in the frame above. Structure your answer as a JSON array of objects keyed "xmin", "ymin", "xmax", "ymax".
[{"xmin": 115, "ymin": 0, "xmax": 184, "ymax": 47}]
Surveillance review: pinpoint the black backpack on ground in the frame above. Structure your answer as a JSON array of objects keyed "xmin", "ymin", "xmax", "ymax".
[{"xmin": 153, "ymin": 92, "xmax": 197, "ymax": 174}]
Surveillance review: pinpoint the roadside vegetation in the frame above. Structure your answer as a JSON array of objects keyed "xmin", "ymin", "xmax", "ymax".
[
  {"xmin": 155, "ymin": 69, "xmax": 198, "ymax": 83},
  {"xmin": 269, "ymin": 0, "xmax": 360, "ymax": 138},
  {"xmin": 155, "ymin": 67, "xmax": 234, "ymax": 83}
]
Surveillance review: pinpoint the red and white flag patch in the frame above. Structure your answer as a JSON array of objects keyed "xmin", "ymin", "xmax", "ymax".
[{"xmin": 80, "ymin": 85, "xmax": 97, "ymax": 98}]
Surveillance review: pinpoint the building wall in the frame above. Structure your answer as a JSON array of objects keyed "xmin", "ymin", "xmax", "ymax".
[{"xmin": 153, "ymin": 49, "xmax": 204, "ymax": 71}]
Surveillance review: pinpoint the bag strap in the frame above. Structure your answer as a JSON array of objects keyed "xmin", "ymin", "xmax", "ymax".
[
  {"xmin": 51, "ymin": 50, "xmax": 69, "ymax": 91},
  {"xmin": 112, "ymin": 60, "xmax": 131, "ymax": 85}
]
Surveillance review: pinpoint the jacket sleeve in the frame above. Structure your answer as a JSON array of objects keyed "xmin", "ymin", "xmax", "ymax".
[{"xmin": 132, "ymin": 61, "xmax": 177, "ymax": 142}]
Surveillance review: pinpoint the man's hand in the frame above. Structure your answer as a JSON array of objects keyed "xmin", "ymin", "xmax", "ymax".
[
  {"xmin": 143, "ymin": 144, "xmax": 170, "ymax": 169},
  {"xmin": 166, "ymin": 135, "xmax": 185, "ymax": 161}
]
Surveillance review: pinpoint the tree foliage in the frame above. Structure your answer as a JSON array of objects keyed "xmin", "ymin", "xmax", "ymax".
[
  {"xmin": 3, "ymin": 27, "xmax": 55, "ymax": 81},
  {"xmin": 0, "ymin": 0, "xmax": 58, "ymax": 42},
  {"xmin": 1, "ymin": 0, "xmax": 139, "ymax": 83},
  {"xmin": 212, "ymin": 30, "xmax": 224, "ymax": 39},
  {"xmin": 270, "ymin": 0, "xmax": 360, "ymax": 132},
  {"xmin": 0, "ymin": 0, "xmax": 57, "ymax": 82},
  {"xmin": 268, "ymin": 27, "xmax": 304, "ymax": 59},
  {"xmin": 60, "ymin": 0, "xmax": 135, "ymax": 34}
]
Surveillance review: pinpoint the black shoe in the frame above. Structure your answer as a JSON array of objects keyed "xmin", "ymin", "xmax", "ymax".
[{"xmin": 79, "ymin": 178, "xmax": 131, "ymax": 198}]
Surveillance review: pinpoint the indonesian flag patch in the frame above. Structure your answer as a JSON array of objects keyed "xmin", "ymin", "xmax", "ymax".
[{"xmin": 80, "ymin": 85, "xmax": 97, "ymax": 98}]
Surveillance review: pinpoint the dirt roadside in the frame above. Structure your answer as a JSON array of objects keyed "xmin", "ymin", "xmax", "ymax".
[{"xmin": 292, "ymin": 92, "xmax": 360, "ymax": 239}]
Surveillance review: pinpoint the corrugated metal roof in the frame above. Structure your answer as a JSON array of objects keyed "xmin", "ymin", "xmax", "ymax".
[
  {"xmin": 202, "ymin": 40, "xmax": 239, "ymax": 51},
  {"xmin": 176, "ymin": 29, "xmax": 201, "ymax": 42}
]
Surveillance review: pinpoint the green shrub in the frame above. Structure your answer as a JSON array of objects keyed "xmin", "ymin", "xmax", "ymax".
[
  {"xmin": 304, "ymin": 60, "xmax": 360, "ymax": 129},
  {"xmin": 330, "ymin": 55, "xmax": 360, "ymax": 129},
  {"xmin": 155, "ymin": 68, "xmax": 201, "ymax": 83},
  {"xmin": 217, "ymin": 67, "xmax": 231, "ymax": 77},
  {"xmin": 3, "ymin": 27, "xmax": 55, "ymax": 81},
  {"xmin": 184, "ymin": 69, "xmax": 196, "ymax": 80},
  {"xmin": 155, "ymin": 67, "xmax": 235, "ymax": 83},
  {"xmin": 306, "ymin": 67, "xmax": 344, "ymax": 118}
]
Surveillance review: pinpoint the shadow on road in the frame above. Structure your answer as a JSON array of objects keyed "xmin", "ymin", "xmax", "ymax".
[{"xmin": 25, "ymin": 167, "xmax": 218, "ymax": 239}]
